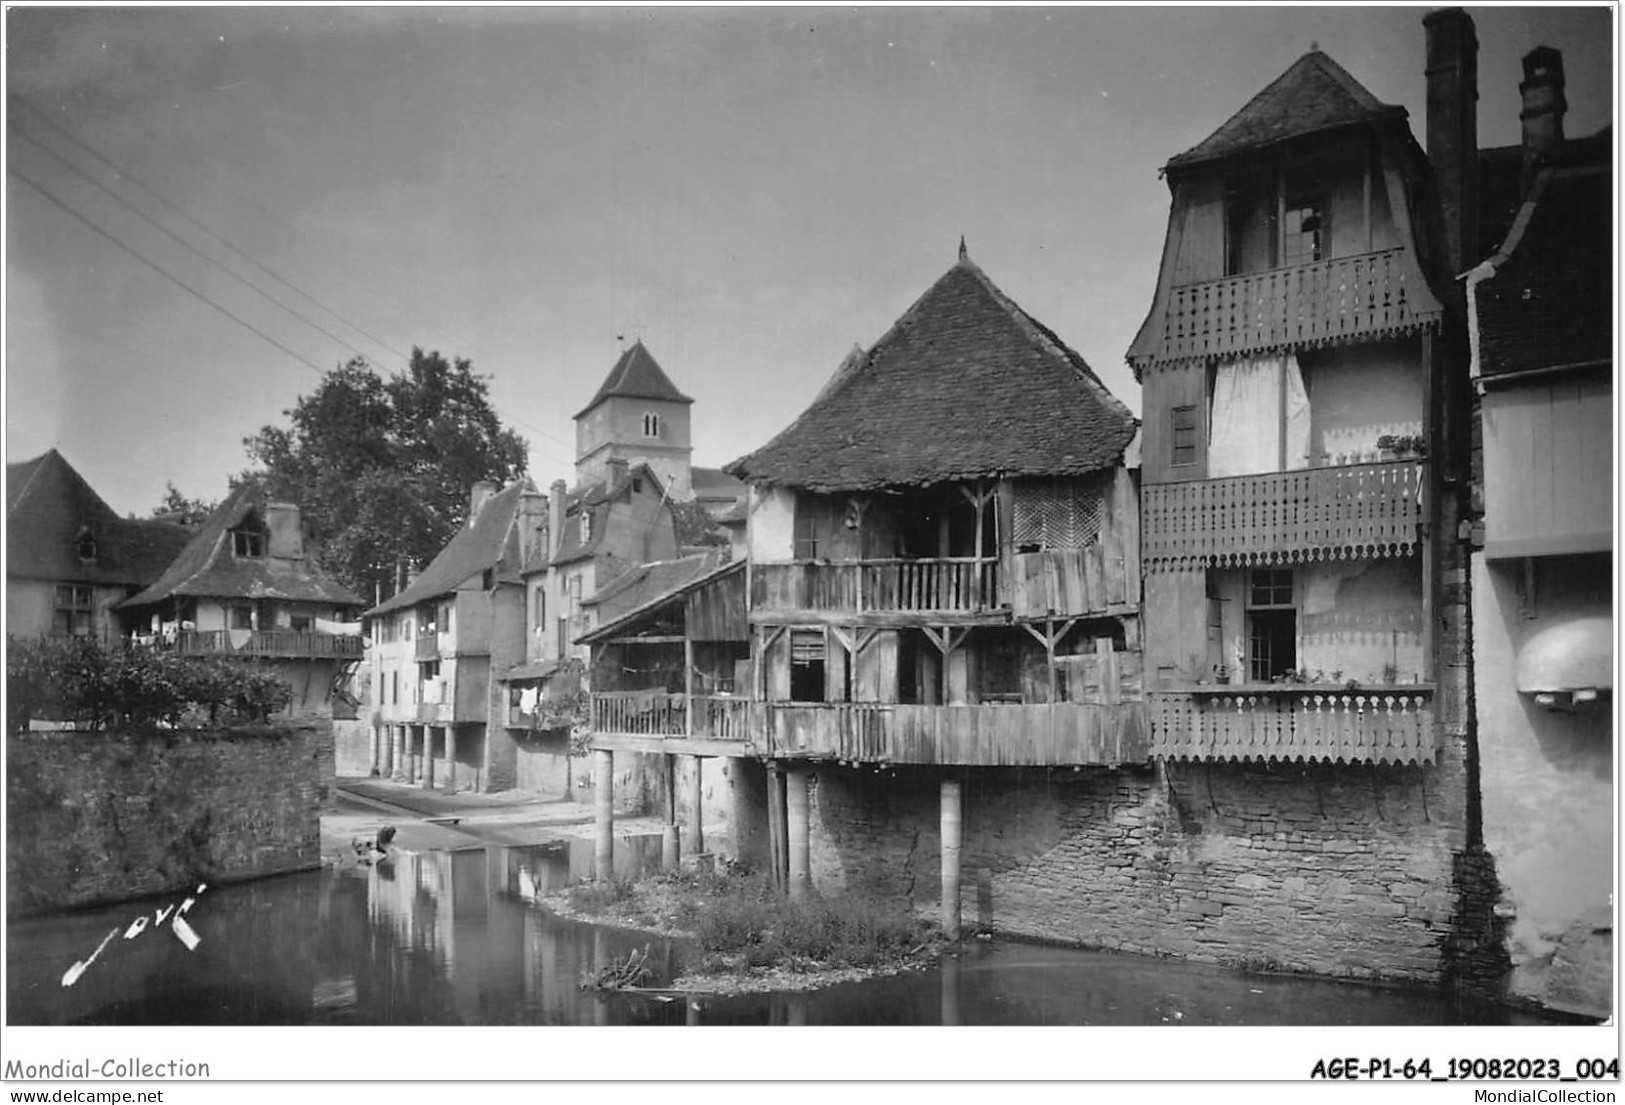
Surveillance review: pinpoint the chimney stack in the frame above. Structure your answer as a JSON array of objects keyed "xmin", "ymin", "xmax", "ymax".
[
  {"xmin": 1519, "ymin": 46, "xmax": 1566, "ymax": 178},
  {"xmin": 1424, "ymin": 7, "xmax": 1479, "ymax": 275},
  {"xmin": 469, "ymin": 480, "xmax": 497, "ymax": 527},
  {"xmin": 549, "ymin": 479, "xmax": 568, "ymax": 560},
  {"xmin": 518, "ymin": 488, "xmax": 549, "ymax": 568}
]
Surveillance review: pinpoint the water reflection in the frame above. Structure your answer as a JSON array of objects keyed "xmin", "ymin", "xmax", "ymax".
[{"xmin": 7, "ymin": 836, "xmax": 1556, "ymax": 1027}]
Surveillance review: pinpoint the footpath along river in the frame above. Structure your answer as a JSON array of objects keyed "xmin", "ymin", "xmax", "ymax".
[{"xmin": 7, "ymin": 834, "xmax": 1560, "ymax": 1027}]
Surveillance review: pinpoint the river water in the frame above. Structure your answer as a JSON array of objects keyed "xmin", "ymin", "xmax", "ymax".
[{"xmin": 7, "ymin": 839, "xmax": 1551, "ymax": 1027}]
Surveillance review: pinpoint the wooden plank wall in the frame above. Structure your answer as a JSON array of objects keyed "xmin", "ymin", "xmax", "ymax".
[{"xmin": 687, "ymin": 565, "xmax": 748, "ymax": 642}]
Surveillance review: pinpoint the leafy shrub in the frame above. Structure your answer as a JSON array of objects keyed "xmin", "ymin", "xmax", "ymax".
[{"xmin": 7, "ymin": 635, "xmax": 293, "ymax": 733}]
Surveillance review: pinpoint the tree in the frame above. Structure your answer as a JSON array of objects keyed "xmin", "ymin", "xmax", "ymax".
[
  {"xmin": 149, "ymin": 483, "xmax": 218, "ymax": 526},
  {"xmin": 244, "ymin": 349, "xmax": 528, "ymax": 601}
]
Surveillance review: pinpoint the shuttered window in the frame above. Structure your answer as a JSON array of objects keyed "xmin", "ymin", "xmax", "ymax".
[{"xmin": 1012, "ymin": 478, "xmax": 1103, "ymax": 551}]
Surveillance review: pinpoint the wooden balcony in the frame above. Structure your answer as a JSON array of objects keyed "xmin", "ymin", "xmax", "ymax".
[
  {"xmin": 1147, "ymin": 687, "xmax": 1435, "ymax": 765},
  {"xmin": 761, "ymin": 702, "xmax": 1146, "ymax": 766},
  {"xmin": 413, "ymin": 636, "xmax": 440, "ymax": 661},
  {"xmin": 1151, "ymin": 248, "xmax": 1441, "ymax": 365},
  {"xmin": 590, "ymin": 692, "xmax": 752, "ymax": 741},
  {"xmin": 751, "ymin": 558, "xmax": 999, "ymax": 621},
  {"xmin": 174, "ymin": 629, "xmax": 364, "ymax": 659},
  {"xmin": 1142, "ymin": 460, "xmax": 1423, "ymax": 569}
]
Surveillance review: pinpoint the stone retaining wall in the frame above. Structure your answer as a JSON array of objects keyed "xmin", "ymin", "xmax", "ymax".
[
  {"xmin": 805, "ymin": 731, "xmax": 1489, "ymax": 987},
  {"xmin": 6, "ymin": 720, "xmax": 333, "ymax": 918}
]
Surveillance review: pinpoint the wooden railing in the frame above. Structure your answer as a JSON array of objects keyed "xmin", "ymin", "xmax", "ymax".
[
  {"xmin": 413, "ymin": 636, "xmax": 440, "ymax": 661},
  {"xmin": 1147, "ymin": 688, "xmax": 1435, "ymax": 765},
  {"xmin": 589, "ymin": 691, "xmax": 753, "ymax": 742},
  {"xmin": 1151, "ymin": 248, "xmax": 1441, "ymax": 364},
  {"xmin": 751, "ymin": 558, "xmax": 999, "ymax": 614},
  {"xmin": 760, "ymin": 702, "xmax": 1147, "ymax": 766},
  {"xmin": 1142, "ymin": 461, "xmax": 1423, "ymax": 568},
  {"xmin": 174, "ymin": 629, "xmax": 365, "ymax": 659}
]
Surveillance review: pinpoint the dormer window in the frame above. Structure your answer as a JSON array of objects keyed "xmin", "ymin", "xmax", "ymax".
[
  {"xmin": 75, "ymin": 528, "xmax": 97, "ymax": 563},
  {"xmin": 642, "ymin": 412, "xmax": 660, "ymax": 438},
  {"xmin": 580, "ymin": 512, "xmax": 593, "ymax": 542},
  {"xmin": 232, "ymin": 528, "xmax": 266, "ymax": 558}
]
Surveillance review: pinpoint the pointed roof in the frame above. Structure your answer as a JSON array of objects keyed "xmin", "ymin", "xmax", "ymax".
[
  {"xmin": 6, "ymin": 449, "xmax": 193, "ymax": 587},
  {"xmin": 725, "ymin": 256, "xmax": 1137, "ymax": 492},
  {"xmin": 1166, "ymin": 50, "xmax": 1406, "ymax": 172},
  {"xmin": 548, "ymin": 463, "xmax": 666, "ymax": 568},
  {"xmin": 573, "ymin": 340, "xmax": 694, "ymax": 419},
  {"xmin": 124, "ymin": 482, "xmax": 363, "ymax": 609},
  {"xmin": 365, "ymin": 479, "xmax": 535, "ymax": 616}
]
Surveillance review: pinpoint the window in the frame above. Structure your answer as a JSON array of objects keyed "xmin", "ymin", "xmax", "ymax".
[
  {"xmin": 580, "ymin": 512, "xmax": 592, "ymax": 543},
  {"xmin": 52, "ymin": 585, "xmax": 94, "ymax": 636},
  {"xmin": 290, "ymin": 613, "xmax": 313, "ymax": 632},
  {"xmin": 392, "ymin": 671, "xmax": 399, "ymax": 704},
  {"xmin": 75, "ymin": 529, "xmax": 97, "ymax": 563},
  {"xmin": 789, "ymin": 629, "xmax": 826, "ymax": 702},
  {"xmin": 1171, "ymin": 405, "xmax": 1198, "ymax": 468},
  {"xmin": 420, "ymin": 660, "xmax": 441, "ymax": 680},
  {"xmin": 232, "ymin": 529, "xmax": 266, "ymax": 558},
  {"xmin": 1282, "ymin": 196, "xmax": 1327, "ymax": 266},
  {"xmin": 793, "ymin": 505, "xmax": 819, "ymax": 560},
  {"xmin": 642, "ymin": 412, "xmax": 661, "ymax": 438},
  {"xmin": 534, "ymin": 589, "xmax": 546, "ymax": 625},
  {"xmin": 557, "ymin": 616, "xmax": 569, "ymax": 659},
  {"xmin": 1246, "ymin": 568, "xmax": 1296, "ymax": 682},
  {"xmin": 229, "ymin": 604, "xmax": 255, "ymax": 630}
]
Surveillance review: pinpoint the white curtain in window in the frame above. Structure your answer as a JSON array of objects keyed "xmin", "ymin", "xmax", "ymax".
[{"xmin": 1208, "ymin": 353, "xmax": 1311, "ymax": 477}]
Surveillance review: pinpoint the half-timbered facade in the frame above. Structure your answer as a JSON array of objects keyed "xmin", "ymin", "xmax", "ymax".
[{"xmin": 1128, "ymin": 49, "xmax": 1451, "ymax": 766}]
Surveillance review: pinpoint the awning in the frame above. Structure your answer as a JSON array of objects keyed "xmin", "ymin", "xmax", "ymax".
[
  {"xmin": 504, "ymin": 660, "xmax": 560, "ymax": 684},
  {"xmin": 1516, "ymin": 615, "xmax": 1613, "ymax": 694}
]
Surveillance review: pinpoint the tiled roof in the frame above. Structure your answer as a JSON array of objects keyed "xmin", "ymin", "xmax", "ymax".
[
  {"xmin": 1166, "ymin": 50, "xmax": 1406, "ymax": 172},
  {"xmin": 578, "ymin": 554, "xmax": 740, "ymax": 644},
  {"xmin": 365, "ymin": 479, "xmax": 534, "ymax": 616},
  {"xmin": 1477, "ymin": 155, "xmax": 1611, "ymax": 379},
  {"xmin": 573, "ymin": 340, "xmax": 693, "ymax": 419},
  {"xmin": 726, "ymin": 256, "xmax": 1137, "ymax": 492},
  {"xmin": 124, "ymin": 482, "xmax": 364, "ymax": 609},
  {"xmin": 6, "ymin": 449, "xmax": 193, "ymax": 588},
  {"xmin": 692, "ymin": 465, "xmax": 746, "ymax": 505},
  {"xmin": 549, "ymin": 464, "xmax": 663, "ymax": 568}
]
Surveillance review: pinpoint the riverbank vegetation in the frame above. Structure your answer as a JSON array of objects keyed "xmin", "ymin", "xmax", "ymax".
[{"xmin": 559, "ymin": 867, "xmax": 943, "ymax": 993}]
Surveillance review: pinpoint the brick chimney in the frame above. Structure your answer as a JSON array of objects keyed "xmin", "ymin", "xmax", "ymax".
[
  {"xmin": 549, "ymin": 479, "xmax": 568, "ymax": 560},
  {"xmin": 469, "ymin": 480, "xmax": 497, "ymax": 527},
  {"xmin": 518, "ymin": 488, "xmax": 549, "ymax": 568},
  {"xmin": 1425, "ymin": 7, "xmax": 1479, "ymax": 275},
  {"xmin": 1519, "ymin": 46, "xmax": 1566, "ymax": 177}
]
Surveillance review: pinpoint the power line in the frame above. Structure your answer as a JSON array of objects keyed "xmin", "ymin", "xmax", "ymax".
[
  {"xmin": 10, "ymin": 125, "xmax": 378, "ymax": 366},
  {"xmin": 15, "ymin": 95, "xmax": 408, "ymax": 364},
  {"xmin": 9, "ymin": 166, "xmax": 330, "ymax": 376}
]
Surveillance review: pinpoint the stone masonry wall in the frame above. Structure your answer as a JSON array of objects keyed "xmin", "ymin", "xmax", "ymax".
[
  {"xmin": 805, "ymin": 729, "xmax": 1477, "ymax": 986},
  {"xmin": 7, "ymin": 719, "xmax": 333, "ymax": 918}
]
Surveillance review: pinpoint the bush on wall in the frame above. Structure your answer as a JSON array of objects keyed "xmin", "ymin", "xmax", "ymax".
[{"xmin": 6, "ymin": 635, "xmax": 292, "ymax": 733}]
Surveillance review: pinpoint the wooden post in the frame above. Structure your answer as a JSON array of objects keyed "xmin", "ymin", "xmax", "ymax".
[
  {"xmin": 786, "ymin": 768, "xmax": 811, "ymax": 900},
  {"xmin": 444, "ymin": 726, "xmax": 457, "ymax": 795},
  {"xmin": 941, "ymin": 778, "xmax": 962, "ymax": 940},
  {"xmin": 663, "ymin": 753, "xmax": 679, "ymax": 870},
  {"xmin": 766, "ymin": 762, "xmax": 788, "ymax": 889},
  {"xmin": 684, "ymin": 755, "xmax": 705, "ymax": 856},
  {"xmin": 684, "ymin": 638, "xmax": 695, "ymax": 737},
  {"xmin": 594, "ymin": 749, "xmax": 614, "ymax": 881}
]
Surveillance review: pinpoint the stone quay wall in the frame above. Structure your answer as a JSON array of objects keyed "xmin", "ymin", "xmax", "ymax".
[
  {"xmin": 6, "ymin": 719, "xmax": 333, "ymax": 918},
  {"xmin": 804, "ymin": 731, "xmax": 1484, "ymax": 987}
]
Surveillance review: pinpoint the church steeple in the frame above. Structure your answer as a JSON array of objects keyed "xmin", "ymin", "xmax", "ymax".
[{"xmin": 573, "ymin": 342, "xmax": 695, "ymax": 499}]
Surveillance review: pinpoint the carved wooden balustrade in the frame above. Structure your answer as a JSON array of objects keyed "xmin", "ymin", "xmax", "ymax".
[
  {"xmin": 1148, "ymin": 687, "xmax": 1435, "ymax": 765},
  {"xmin": 1142, "ymin": 461, "xmax": 1423, "ymax": 568},
  {"xmin": 1153, "ymin": 248, "xmax": 1441, "ymax": 364},
  {"xmin": 752, "ymin": 558, "xmax": 999, "ymax": 615}
]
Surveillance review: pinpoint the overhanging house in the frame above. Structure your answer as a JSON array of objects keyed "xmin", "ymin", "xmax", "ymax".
[
  {"xmin": 120, "ymin": 483, "xmax": 365, "ymax": 716},
  {"xmin": 717, "ymin": 246, "xmax": 1145, "ymax": 920}
]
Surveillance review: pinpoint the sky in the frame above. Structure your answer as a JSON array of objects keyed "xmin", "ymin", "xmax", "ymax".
[{"xmin": 4, "ymin": 4, "xmax": 1615, "ymax": 517}]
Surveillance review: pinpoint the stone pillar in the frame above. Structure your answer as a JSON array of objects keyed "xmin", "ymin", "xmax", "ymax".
[
  {"xmin": 941, "ymin": 778, "xmax": 963, "ymax": 940},
  {"xmin": 786, "ymin": 768, "xmax": 811, "ymax": 900},
  {"xmin": 444, "ymin": 727, "xmax": 458, "ymax": 796},
  {"xmin": 594, "ymin": 749, "xmax": 614, "ymax": 881},
  {"xmin": 422, "ymin": 726, "xmax": 436, "ymax": 790},
  {"xmin": 392, "ymin": 725, "xmax": 405, "ymax": 780},
  {"xmin": 684, "ymin": 755, "xmax": 705, "ymax": 856},
  {"xmin": 406, "ymin": 727, "xmax": 418, "ymax": 784}
]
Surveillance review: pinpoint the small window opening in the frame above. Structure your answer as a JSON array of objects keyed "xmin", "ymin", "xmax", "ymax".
[
  {"xmin": 643, "ymin": 412, "xmax": 661, "ymax": 438},
  {"xmin": 1171, "ymin": 405, "xmax": 1198, "ymax": 467},
  {"xmin": 789, "ymin": 629, "xmax": 826, "ymax": 702},
  {"xmin": 1246, "ymin": 568, "xmax": 1296, "ymax": 682}
]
